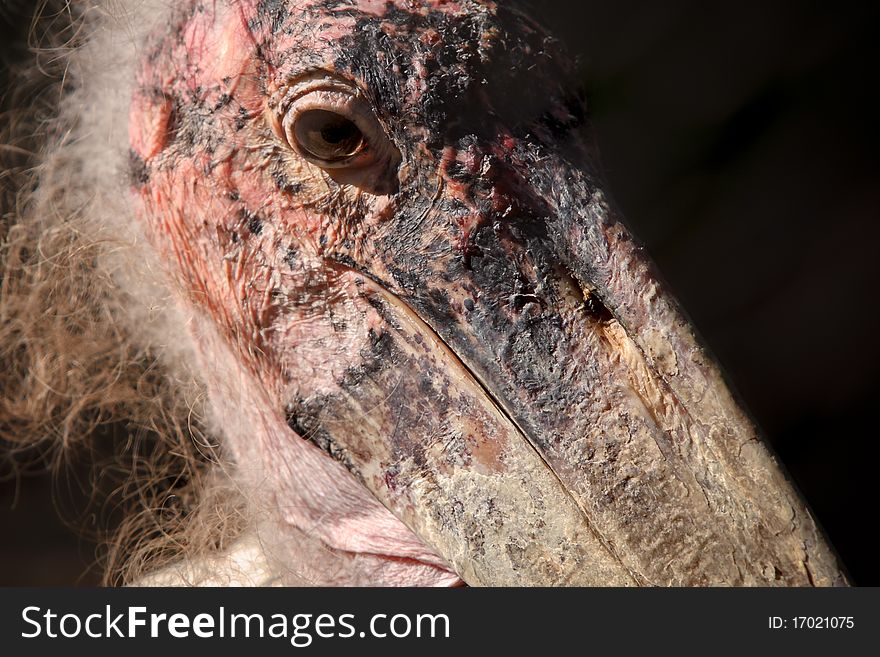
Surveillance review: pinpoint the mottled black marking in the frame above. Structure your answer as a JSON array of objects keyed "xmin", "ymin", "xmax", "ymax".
[
  {"xmin": 339, "ymin": 328, "xmax": 396, "ymax": 390},
  {"xmin": 162, "ymin": 92, "xmax": 232, "ymax": 160},
  {"xmin": 331, "ymin": 2, "xmax": 583, "ymax": 155},
  {"xmin": 362, "ymin": 294, "xmax": 407, "ymax": 334},
  {"xmin": 419, "ymin": 286, "xmax": 458, "ymax": 327},
  {"xmin": 460, "ymin": 238, "xmax": 483, "ymax": 270},
  {"xmin": 388, "ymin": 265, "xmax": 425, "ymax": 296},
  {"xmin": 284, "ymin": 402, "xmax": 310, "ymax": 437}
]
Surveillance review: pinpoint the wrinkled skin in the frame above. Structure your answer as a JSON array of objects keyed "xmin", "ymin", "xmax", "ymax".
[{"xmin": 130, "ymin": 0, "xmax": 847, "ymax": 585}]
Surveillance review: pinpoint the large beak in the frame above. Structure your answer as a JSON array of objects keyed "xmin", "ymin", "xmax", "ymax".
[{"xmin": 288, "ymin": 144, "xmax": 847, "ymax": 586}]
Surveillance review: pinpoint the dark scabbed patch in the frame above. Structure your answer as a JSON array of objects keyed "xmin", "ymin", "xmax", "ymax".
[
  {"xmin": 213, "ymin": 93, "xmax": 232, "ymax": 111},
  {"xmin": 272, "ymin": 170, "xmax": 303, "ymax": 196},
  {"xmin": 418, "ymin": 372, "xmax": 434, "ymax": 395},
  {"xmin": 330, "ymin": 252, "xmax": 359, "ymax": 270},
  {"xmin": 161, "ymin": 94, "xmax": 228, "ymax": 159},
  {"xmin": 283, "ymin": 246, "xmax": 298, "ymax": 268},
  {"xmin": 128, "ymin": 149, "xmax": 150, "ymax": 188},
  {"xmin": 444, "ymin": 159, "xmax": 475, "ymax": 184},
  {"xmin": 234, "ymin": 107, "xmax": 250, "ymax": 131},
  {"xmin": 240, "ymin": 208, "xmax": 263, "ymax": 235},
  {"xmin": 252, "ymin": 0, "xmax": 290, "ymax": 34},
  {"xmin": 499, "ymin": 312, "xmax": 568, "ymax": 396},
  {"xmin": 327, "ymin": 306, "xmax": 348, "ymax": 333},
  {"xmin": 420, "ymin": 286, "xmax": 459, "ymax": 327},
  {"xmin": 467, "ymin": 221, "xmax": 538, "ymax": 309},
  {"xmin": 388, "ymin": 264, "xmax": 426, "ymax": 296}
]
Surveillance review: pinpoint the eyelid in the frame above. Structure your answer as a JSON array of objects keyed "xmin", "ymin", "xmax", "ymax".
[{"xmin": 272, "ymin": 73, "xmax": 363, "ymax": 110}]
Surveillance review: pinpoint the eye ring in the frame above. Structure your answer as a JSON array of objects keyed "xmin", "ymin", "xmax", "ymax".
[
  {"xmin": 269, "ymin": 73, "xmax": 402, "ymax": 194},
  {"xmin": 276, "ymin": 82, "xmax": 387, "ymax": 170}
]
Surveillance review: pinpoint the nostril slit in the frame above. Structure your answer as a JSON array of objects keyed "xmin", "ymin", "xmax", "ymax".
[
  {"xmin": 565, "ymin": 270, "xmax": 614, "ymax": 322},
  {"xmin": 584, "ymin": 291, "xmax": 613, "ymax": 322}
]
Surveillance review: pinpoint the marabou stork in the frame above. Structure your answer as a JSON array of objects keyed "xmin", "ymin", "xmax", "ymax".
[{"xmin": 0, "ymin": 0, "xmax": 848, "ymax": 586}]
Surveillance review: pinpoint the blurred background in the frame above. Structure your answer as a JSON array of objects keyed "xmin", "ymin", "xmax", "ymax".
[{"xmin": 2, "ymin": 0, "xmax": 878, "ymax": 585}]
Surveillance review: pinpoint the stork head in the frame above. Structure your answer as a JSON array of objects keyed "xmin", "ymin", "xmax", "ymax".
[{"xmin": 129, "ymin": 0, "xmax": 846, "ymax": 585}]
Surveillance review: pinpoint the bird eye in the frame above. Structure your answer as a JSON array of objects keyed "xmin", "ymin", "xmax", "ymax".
[
  {"xmin": 271, "ymin": 74, "xmax": 401, "ymax": 192},
  {"xmin": 292, "ymin": 109, "xmax": 366, "ymax": 163}
]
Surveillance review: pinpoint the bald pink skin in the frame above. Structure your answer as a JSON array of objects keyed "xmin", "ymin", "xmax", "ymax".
[
  {"xmin": 128, "ymin": 0, "xmax": 494, "ymax": 585},
  {"xmin": 130, "ymin": 0, "xmax": 492, "ymax": 389},
  {"xmin": 129, "ymin": 0, "xmax": 847, "ymax": 587}
]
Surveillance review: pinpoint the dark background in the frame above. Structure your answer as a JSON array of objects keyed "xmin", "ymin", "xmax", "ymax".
[{"xmin": 2, "ymin": 0, "xmax": 878, "ymax": 585}]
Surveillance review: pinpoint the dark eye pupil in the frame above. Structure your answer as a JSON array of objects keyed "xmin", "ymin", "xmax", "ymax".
[
  {"xmin": 294, "ymin": 110, "xmax": 365, "ymax": 161},
  {"xmin": 320, "ymin": 121, "xmax": 356, "ymax": 144}
]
